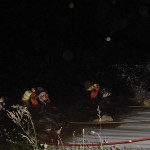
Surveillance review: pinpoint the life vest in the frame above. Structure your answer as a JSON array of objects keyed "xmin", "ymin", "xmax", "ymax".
[
  {"xmin": 91, "ymin": 87, "xmax": 100, "ymax": 100},
  {"xmin": 86, "ymin": 83, "xmax": 100, "ymax": 100},
  {"xmin": 30, "ymin": 92, "xmax": 39, "ymax": 106}
]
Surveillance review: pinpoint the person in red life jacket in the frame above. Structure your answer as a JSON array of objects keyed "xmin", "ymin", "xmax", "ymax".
[
  {"xmin": 21, "ymin": 87, "xmax": 50, "ymax": 107},
  {"xmin": 85, "ymin": 83, "xmax": 112, "ymax": 113},
  {"xmin": 86, "ymin": 83, "xmax": 111, "ymax": 100},
  {"xmin": 86, "ymin": 83, "xmax": 100, "ymax": 100}
]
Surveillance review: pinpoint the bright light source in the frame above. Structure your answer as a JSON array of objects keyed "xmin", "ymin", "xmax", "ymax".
[
  {"xmin": 106, "ymin": 36, "xmax": 111, "ymax": 42},
  {"xmin": 69, "ymin": 3, "xmax": 74, "ymax": 8}
]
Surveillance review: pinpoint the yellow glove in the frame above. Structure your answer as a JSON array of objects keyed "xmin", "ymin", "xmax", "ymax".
[{"xmin": 22, "ymin": 90, "xmax": 32, "ymax": 101}]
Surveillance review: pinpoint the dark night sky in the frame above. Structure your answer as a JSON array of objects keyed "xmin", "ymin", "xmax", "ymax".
[{"xmin": 1, "ymin": 0, "xmax": 150, "ymax": 102}]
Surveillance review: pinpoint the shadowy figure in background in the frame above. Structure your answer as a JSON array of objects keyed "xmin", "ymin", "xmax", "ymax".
[
  {"xmin": 21, "ymin": 87, "xmax": 50, "ymax": 108},
  {"xmin": 0, "ymin": 93, "xmax": 6, "ymax": 128},
  {"xmin": 0, "ymin": 95, "xmax": 5, "ymax": 111}
]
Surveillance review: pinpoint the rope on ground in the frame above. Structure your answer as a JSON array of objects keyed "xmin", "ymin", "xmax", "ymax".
[{"xmin": 39, "ymin": 137, "xmax": 150, "ymax": 146}]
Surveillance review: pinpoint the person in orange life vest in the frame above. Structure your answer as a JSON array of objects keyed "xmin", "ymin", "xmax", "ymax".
[
  {"xmin": 21, "ymin": 87, "xmax": 50, "ymax": 107},
  {"xmin": 86, "ymin": 84, "xmax": 100, "ymax": 100}
]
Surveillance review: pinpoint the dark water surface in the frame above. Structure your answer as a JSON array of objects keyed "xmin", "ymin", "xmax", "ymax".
[{"xmin": 62, "ymin": 107, "xmax": 150, "ymax": 149}]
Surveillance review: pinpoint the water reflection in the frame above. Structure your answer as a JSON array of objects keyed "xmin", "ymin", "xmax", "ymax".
[{"xmin": 63, "ymin": 107, "xmax": 150, "ymax": 149}]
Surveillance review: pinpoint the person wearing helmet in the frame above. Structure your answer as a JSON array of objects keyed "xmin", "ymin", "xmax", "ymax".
[
  {"xmin": 86, "ymin": 83, "xmax": 100, "ymax": 100},
  {"xmin": 86, "ymin": 83, "xmax": 111, "ymax": 100},
  {"xmin": 21, "ymin": 87, "xmax": 50, "ymax": 107}
]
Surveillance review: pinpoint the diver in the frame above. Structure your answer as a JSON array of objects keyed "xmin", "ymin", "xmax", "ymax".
[{"xmin": 21, "ymin": 87, "xmax": 50, "ymax": 108}]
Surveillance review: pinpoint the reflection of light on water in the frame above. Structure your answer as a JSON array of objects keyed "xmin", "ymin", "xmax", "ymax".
[{"xmin": 64, "ymin": 108, "xmax": 150, "ymax": 148}]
